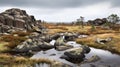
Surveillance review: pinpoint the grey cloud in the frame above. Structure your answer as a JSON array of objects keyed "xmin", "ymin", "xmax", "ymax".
[
  {"xmin": 110, "ymin": 0, "xmax": 120, "ymax": 7},
  {"xmin": 0, "ymin": 0, "xmax": 108, "ymax": 8}
]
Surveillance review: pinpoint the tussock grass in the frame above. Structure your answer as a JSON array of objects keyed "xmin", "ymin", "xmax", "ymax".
[{"xmin": 0, "ymin": 35, "xmax": 27, "ymax": 49}]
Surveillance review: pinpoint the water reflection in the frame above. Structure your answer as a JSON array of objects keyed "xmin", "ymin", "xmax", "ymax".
[
  {"xmin": 35, "ymin": 63, "xmax": 50, "ymax": 67},
  {"xmin": 31, "ymin": 41, "xmax": 120, "ymax": 67}
]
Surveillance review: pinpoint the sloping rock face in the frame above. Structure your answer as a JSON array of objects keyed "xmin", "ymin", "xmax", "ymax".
[{"xmin": 0, "ymin": 8, "xmax": 42, "ymax": 33}]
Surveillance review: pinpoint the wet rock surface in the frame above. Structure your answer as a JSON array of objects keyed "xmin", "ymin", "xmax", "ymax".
[
  {"xmin": 81, "ymin": 45, "xmax": 91, "ymax": 54},
  {"xmin": 61, "ymin": 45, "xmax": 91, "ymax": 63},
  {"xmin": 54, "ymin": 36, "xmax": 73, "ymax": 51},
  {"xmin": 64, "ymin": 32, "xmax": 78, "ymax": 41},
  {"xmin": 84, "ymin": 55, "xmax": 101, "ymax": 63},
  {"xmin": 63, "ymin": 47, "xmax": 85, "ymax": 63}
]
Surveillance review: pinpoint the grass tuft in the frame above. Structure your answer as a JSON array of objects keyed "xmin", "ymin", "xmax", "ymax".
[{"xmin": 0, "ymin": 35, "xmax": 27, "ymax": 49}]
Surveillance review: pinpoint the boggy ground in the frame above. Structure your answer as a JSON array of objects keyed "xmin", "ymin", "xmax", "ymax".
[{"xmin": 44, "ymin": 23, "xmax": 120, "ymax": 54}]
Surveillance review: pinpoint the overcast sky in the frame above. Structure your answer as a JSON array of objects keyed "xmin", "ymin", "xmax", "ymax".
[{"xmin": 0, "ymin": 0, "xmax": 120, "ymax": 22}]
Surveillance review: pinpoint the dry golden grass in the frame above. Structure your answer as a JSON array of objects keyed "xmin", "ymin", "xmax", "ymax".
[
  {"xmin": 46, "ymin": 24, "xmax": 119, "ymax": 35},
  {"xmin": 47, "ymin": 25, "xmax": 91, "ymax": 34},
  {"xmin": 48, "ymin": 26, "xmax": 68, "ymax": 30},
  {"xmin": 11, "ymin": 31, "xmax": 31, "ymax": 37},
  {"xmin": 0, "ymin": 54, "xmax": 62, "ymax": 67},
  {"xmin": 47, "ymin": 25, "xmax": 68, "ymax": 34},
  {"xmin": 0, "ymin": 42, "xmax": 9, "ymax": 52},
  {"xmin": 48, "ymin": 29, "xmax": 67, "ymax": 34},
  {"xmin": 0, "ymin": 54, "xmax": 30, "ymax": 67}
]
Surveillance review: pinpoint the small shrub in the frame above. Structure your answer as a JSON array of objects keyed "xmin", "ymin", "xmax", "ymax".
[{"xmin": 90, "ymin": 24, "xmax": 96, "ymax": 32}]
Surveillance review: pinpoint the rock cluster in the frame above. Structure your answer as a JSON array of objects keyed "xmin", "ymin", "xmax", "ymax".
[
  {"xmin": 13, "ymin": 33, "xmax": 54, "ymax": 53},
  {"xmin": 13, "ymin": 32, "xmax": 78, "ymax": 53},
  {"xmin": 0, "ymin": 8, "xmax": 43, "ymax": 33},
  {"xmin": 51, "ymin": 32, "xmax": 78, "ymax": 41},
  {"xmin": 87, "ymin": 18, "xmax": 107, "ymax": 26}
]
